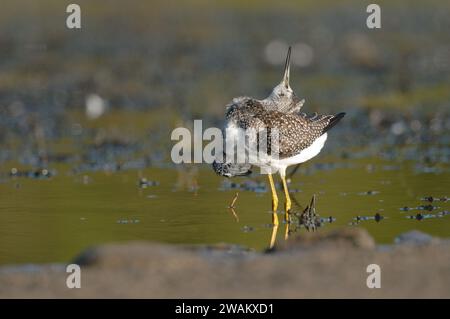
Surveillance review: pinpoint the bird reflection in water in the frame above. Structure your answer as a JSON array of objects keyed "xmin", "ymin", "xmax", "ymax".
[
  {"xmin": 269, "ymin": 194, "xmax": 321, "ymax": 248},
  {"xmin": 226, "ymin": 191, "xmax": 326, "ymax": 249}
]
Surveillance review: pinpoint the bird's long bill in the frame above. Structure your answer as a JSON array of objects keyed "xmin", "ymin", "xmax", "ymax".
[{"xmin": 282, "ymin": 46, "xmax": 291, "ymax": 88}]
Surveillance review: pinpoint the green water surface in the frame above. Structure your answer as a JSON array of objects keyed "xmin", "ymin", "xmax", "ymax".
[{"xmin": 0, "ymin": 155, "xmax": 448, "ymax": 265}]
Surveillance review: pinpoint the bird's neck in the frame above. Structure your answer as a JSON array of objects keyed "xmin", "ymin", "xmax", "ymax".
[{"xmin": 261, "ymin": 97, "xmax": 294, "ymax": 110}]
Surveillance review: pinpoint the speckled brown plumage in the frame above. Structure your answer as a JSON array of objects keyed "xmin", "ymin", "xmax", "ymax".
[{"xmin": 225, "ymin": 97, "xmax": 344, "ymax": 159}]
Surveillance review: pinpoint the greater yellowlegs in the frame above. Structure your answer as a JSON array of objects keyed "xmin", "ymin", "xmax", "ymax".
[{"xmin": 213, "ymin": 47, "xmax": 345, "ymax": 225}]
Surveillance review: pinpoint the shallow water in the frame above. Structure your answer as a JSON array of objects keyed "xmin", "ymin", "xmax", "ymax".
[{"xmin": 0, "ymin": 154, "xmax": 448, "ymax": 265}]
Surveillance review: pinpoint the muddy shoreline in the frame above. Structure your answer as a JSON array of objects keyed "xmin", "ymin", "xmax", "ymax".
[{"xmin": 0, "ymin": 228, "xmax": 448, "ymax": 298}]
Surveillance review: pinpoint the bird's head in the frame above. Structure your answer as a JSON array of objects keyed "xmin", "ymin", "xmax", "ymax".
[{"xmin": 267, "ymin": 46, "xmax": 301, "ymax": 108}]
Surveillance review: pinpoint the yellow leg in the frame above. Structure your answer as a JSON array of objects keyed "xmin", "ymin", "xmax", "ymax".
[
  {"xmin": 284, "ymin": 223, "xmax": 290, "ymax": 240},
  {"xmin": 281, "ymin": 175, "xmax": 291, "ymax": 222},
  {"xmin": 268, "ymin": 174, "xmax": 279, "ymax": 226},
  {"xmin": 269, "ymin": 224, "xmax": 279, "ymax": 249}
]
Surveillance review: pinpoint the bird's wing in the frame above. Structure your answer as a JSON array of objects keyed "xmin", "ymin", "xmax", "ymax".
[
  {"xmin": 269, "ymin": 112, "xmax": 345, "ymax": 158},
  {"xmin": 225, "ymin": 97, "xmax": 345, "ymax": 159},
  {"xmin": 256, "ymin": 112, "xmax": 321, "ymax": 158}
]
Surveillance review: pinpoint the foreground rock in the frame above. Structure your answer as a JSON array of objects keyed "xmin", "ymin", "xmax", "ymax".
[{"xmin": 0, "ymin": 229, "xmax": 449, "ymax": 298}]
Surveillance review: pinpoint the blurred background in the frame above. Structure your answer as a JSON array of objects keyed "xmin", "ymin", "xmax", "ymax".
[{"xmin": 0, "ymin": 0, "xmax": 449, "ymax": 265}]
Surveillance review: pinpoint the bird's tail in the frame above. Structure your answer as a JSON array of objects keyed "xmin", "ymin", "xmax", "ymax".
[{"xmin": 322, "ymin": 112, "xmax": 346, "ymax": 133}]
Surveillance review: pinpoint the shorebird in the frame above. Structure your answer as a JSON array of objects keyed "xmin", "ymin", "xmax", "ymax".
[{"xmin": 213, "ymin": 47, "xmax": 345, "ymax": 225}]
